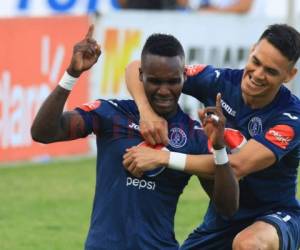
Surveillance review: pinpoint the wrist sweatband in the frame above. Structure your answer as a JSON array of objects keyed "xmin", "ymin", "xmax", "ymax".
[
  {"xmin": 58, "ymin": 71, "xmax": 78, "ymax": 90},
  {"xmin": 168, "ymin": 152, "xmax": 187, "ymax": 171},
  {"xmin": 213, "ymin": 147, "xmax": 229, "ymax": 165}
]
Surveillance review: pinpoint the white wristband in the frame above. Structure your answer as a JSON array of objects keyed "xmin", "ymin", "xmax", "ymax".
[
  {"xmin": 168, "ymin": 152, "xmax": 187, "ymax": 171},
  {"xmin": 213, "ymin": 147, "xmax": 229, "ymax": 165},
  {"xmin": 58, "ymin": 71, "xmax": 78, "ymax": 90}
]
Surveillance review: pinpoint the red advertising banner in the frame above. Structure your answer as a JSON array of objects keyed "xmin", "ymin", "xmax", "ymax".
[{"xmin": 0, "ymin": 16, "xmax": 90, "ymax": 163}]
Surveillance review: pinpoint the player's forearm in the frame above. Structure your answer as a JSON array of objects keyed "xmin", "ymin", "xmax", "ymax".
[
  {"xmin": 31, "ymin": 86, "xmax": 70, "ymax": 143},
  {"xmin": 184, "ymin": 154, "xmax": 215, "ymax": 176},
  {"xmin": 178, "ymin": 152, "xmax": 239, "ymax": 216},
  {"xmin": 164, "ymin": 153, "xmax": 215, "ymax": 177},
  {"xmin": 213, "ymin": 164, "xmax": 239, "ymax": 217},
  {"xmin": 125, "ymin": 60, "xmax": 154, "ymax": 114}
]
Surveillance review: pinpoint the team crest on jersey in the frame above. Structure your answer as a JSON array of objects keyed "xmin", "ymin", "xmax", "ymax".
[
  {"xmin": 169, "ymin": 127, "xmax": 187, "ymax": 148},
  {"xmin": 79, "ymin": 100, "xmax": 101, "ymax": 111},
  {"xmin": 185, "ymin": 64, "xmax": 207, "ymax": 76},
  {"xmin": 248, "ymin": 117, "xmax": 263, "ymax": 137},
  {"xmin": 265, "ymin": 125, "xmax": 295, "ymax": 149}
]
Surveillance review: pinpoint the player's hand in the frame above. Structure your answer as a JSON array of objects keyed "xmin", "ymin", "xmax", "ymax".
[
  {"xmin": 123, "ymin": 146, "xmax": 169, "ymax": 177},
  {"xmin": 139, "ymin": 110, "xmax": 169, "ymax": 146},
  {"xmin": 198, "ymin": 93, "xmax": 226, "ymax": 149},
  {"xmin": 67, "ymin": 24, "xmax": 101, "ymax": 77}
]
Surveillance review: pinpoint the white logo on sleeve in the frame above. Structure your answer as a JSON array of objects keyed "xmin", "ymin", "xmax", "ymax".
[
  {"xmin": 193, "ymin": 125, "xmax": 202, "ymax": 130},
  {"xmin": 108, "ymin": 100, "xmax": 118, "ymax": 107},
  {"xmin": 283, "ymin": 112, "xmax": 298, "ymax": 120},
  {"xmin": 215, "ymin": 70, "xmax": 220, "ymax": 79}
]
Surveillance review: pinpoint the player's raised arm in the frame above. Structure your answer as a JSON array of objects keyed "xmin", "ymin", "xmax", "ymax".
[
  {"xmin": 125, "ymin": 61, "xmax": 168, "ymax": 145},
  {"xmin": 199, "ymin": 93, "xmax": 239, "ymax": 216},
  {"xmin": 31, "ymin": 25, "xmax": 101, "ymax": 143}
]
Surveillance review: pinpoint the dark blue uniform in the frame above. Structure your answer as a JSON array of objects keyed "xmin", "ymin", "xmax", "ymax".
[
  {"xmin": 75, "ymin": 99, "xmax": 209, "ymax": 250},
  {"xmin": 181, "ymin": 65, "xmax": 300, "ymax": 250}
]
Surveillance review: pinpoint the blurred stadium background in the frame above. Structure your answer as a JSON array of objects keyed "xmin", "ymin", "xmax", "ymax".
[{"xmin": 1, "ymin": 0, "xmax": 300, "ymax": 249}]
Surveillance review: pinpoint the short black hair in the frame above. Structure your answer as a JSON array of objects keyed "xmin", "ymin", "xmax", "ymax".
[
  {"xmin": 259, "ymin": 24, "xmax": 300, "ymax": 64},
  {"xmin": 141, "ymin": 33, "xmax": 185, "ymax": 59}
]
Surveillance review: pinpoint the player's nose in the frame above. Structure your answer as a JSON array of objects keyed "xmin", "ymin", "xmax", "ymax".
[
  {"xmin": 252, "ymin": 66, "xmax": 265, "ymax": 80},
  {"xmin": 157, "ymin": 84, "xmax": 171, "ymax": 96}
]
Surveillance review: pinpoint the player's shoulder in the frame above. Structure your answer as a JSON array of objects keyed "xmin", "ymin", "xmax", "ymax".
[
  {"xmin": 185, "ymin": 64, "xmax": 243, "ymax": 86},
  {"xmin": 275, "ymin": 87, "xmax": 300, "ymax": 117},
  {"xmin": 105, "ymin": 99, "xmax": 137, "ymax": 109},
  {"xmin": 185, "ymin": 64, "xmax": 243, "ymax": 77},
  {"xmin": 76, "ymin": 99, "xmax": 138, "ymax": 117},
  {"xmin": 104, "ymin": 99, "xmax": 139, "ymax": 117}
]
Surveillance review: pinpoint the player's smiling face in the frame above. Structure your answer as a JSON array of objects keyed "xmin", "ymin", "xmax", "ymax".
[
  {"xmin": 140, "ymin": 54, "xmax": 185, "ymax": 118},
  {"xmin": 241, "ymin": 38, "xmax": 297, "ymax": 108}
]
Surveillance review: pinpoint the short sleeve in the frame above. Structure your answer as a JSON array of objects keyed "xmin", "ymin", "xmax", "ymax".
[
  {"xmin": 183, "ymin": 65, "xmax": 242, "ymax": 107},
  {"xmin": 253, "ymin": 114, "xmax": 300, "ymax": 161},
  {"xmin": 75, "ymin": 99, "xmax": 122, "ymax": 135}
]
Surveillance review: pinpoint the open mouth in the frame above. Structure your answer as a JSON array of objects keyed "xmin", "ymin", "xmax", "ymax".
[{"xmin": 249, "ymin": 75, "xmax": 265, "ymax": 88}]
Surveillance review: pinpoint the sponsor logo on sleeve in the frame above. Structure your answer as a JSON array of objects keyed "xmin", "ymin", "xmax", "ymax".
[
  {"xmin": 224, "ymin": 128, "xmax": 247, "ymax": 153},
  {"xmin": 79, "ymin": 100, "xmax": 101, "ymax": 112},
  {"xmin": 185, "ymin": 64, "xmax": 207, "ymax": 76},
  {"xmin": 207, "ymin": 128, "xmax": 247, "ymax": 153},
  {"xmin": 265, "ymin": 125, "xmax": 295, "ymax": 149}
]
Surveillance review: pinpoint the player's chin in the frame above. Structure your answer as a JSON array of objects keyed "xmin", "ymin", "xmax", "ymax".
[{"xmin": 152, "ymin": 103, "xmax": 175, "ymax": 117}]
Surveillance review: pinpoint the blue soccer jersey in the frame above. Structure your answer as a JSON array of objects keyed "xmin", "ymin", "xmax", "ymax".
[
  {"xmin": 75, "ymin": 99, "xmax": 209, "ymax": 250},
  {"xmin": 183, "ymin": 64, "xmax": 300, "ymax": 226}
]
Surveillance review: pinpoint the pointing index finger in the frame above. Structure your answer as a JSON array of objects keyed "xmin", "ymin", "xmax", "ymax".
[
  {"xmin": 85, "ymin": 24, "xmax": 94, "ymax": 39},
  {"xmin": 216, "ymin": 93, "xmax": 222, "ymax": 112}
]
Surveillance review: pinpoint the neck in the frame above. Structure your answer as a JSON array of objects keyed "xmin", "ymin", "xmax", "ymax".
[
  {"xmin": 158, "ymin": 106, "xmax": 179, "ymax": 120},
  {"xmin": 242, "ymin": 92, "xmax": 277, "ymax": 109}
]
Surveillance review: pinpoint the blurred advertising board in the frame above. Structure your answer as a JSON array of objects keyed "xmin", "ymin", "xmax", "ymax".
[
  {"xmin": 0, "ymin": 0, "xmax": 118, "ymax": 17},
  {"xmin": 0, "ymin": 16, "xmax": 90, "ymax": 163}
]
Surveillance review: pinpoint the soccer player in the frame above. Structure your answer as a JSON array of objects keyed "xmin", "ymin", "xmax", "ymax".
[
  {"xmin": 31, "ymin": 26, "xmax": 239, "ymax": 250},
  {"xmin": 124, "ymin": 24, "xmax": 300, "ymax": 249}
]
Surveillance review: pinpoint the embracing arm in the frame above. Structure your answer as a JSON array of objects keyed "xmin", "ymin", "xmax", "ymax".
[
  {"xmin": 183, "ymin": 138, "xmax": 275, "ymax": 179},
  {"xmin": 31, "ymin": 25, "xmax": 101, "ymax": 144},
  {"xmin": 125, "ymin": 61, "xmax": 168, "ymax": 145}
]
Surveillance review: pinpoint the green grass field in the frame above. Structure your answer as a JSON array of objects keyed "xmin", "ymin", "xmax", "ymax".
[
  {"xmin": 0, "ymin": 158, "xmax": 298, "ymax": 250},
  {"xmin": 0, "ymin": 157, "xmax": 208, "ymax": 250}
]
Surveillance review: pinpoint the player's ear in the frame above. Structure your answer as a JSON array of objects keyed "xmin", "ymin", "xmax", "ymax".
[
  {"xmin": 139, "ymin": 67, "xmax": 143, "ymax": 82},
  {"xmin": 284, "ymin": 67, "xmax": 297, "ymax": 83},
  {"xmin": 183, "ymin": 66, "xmax": 187, "ymax": 81}
]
